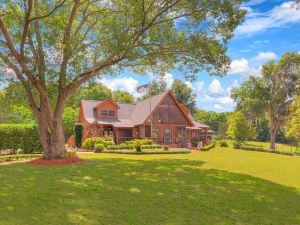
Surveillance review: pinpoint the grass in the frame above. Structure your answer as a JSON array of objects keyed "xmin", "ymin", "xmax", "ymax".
[
  {"xmin": 245, "ymin": 140, "xmax": 300, "ymax": 153},
  {"xmin": 0, "ymin": 148, "xmax": 300, "ymax": 225}
]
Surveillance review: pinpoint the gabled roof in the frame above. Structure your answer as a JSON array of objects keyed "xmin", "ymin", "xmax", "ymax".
[{"xmin": 80, "ymin": 91, "xmax": 210, "ymax": 129}]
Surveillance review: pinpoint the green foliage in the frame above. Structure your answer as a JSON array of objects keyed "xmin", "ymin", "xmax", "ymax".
[
  {"xmin": 107, "ymin": 145, "xmax": 118, "ymax": 150},
  {"xmin": 232, "ymin": 141, "xmax": 241, "ymax": 149},
  {"xmin": 194, "ymin": 110, "xmax": 230, "ymax": 138},
  {"xmin": 0, "ymin": 124, "xmax": 42, "ymax": 153},
  {"xmin": 94, "ymin": 144, "xmax": 105, "ymax": 153},
  {"xmin": 164, "ymin": 146, "xmax": 169, "ymax": 151},
  {"xmin": 226, "ymin": 112, "xmax": 257, "ymax": 143},
  {"xmin": 74, "ymin": 123, "xmax": 83, "ymax": 148},
  {"xmin": 231, "ymin": 52, "xmax": 300, "ymax": 148},
  {"xmin": 63, "ymin": 107, "xmax": 79, "ymax": 138},
  {"xmin": 134, "ymin": 140, "xmax": 142, "ymax": 153},
  {"xmin": 82, "ymin": 137, "xmax": 116, "ymax": 150},
  {"xmin": 218, "ymin": 140, "xmax": 228, "ymax": 147},
  {"xmin": 0, "ymin": 153, "xmax": 41, "ymax": 162},
  {"xmin": 202, "ymin": 143, "xmax": 216, "ymax": 151},
  {"xmin": 112, "ymin": 90, "xmax": 134, "ymax": 103},
  {"xmin": 171, "ymin": 79, "xmax": 197, "ymax": 114},
  {"xmin": 286, "ymin": 96, "xmax": 300, "ymax": 143}
]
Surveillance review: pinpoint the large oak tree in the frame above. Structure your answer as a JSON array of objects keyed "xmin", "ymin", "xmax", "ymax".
[{"xmin": 0, "ymin": 0, "xmax": 245, "ymax": 159}]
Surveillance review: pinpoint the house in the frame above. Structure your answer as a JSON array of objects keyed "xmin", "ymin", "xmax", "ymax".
[{"xmin": 78, "ymin": 91, "xmax": 212, "ymax": 147}]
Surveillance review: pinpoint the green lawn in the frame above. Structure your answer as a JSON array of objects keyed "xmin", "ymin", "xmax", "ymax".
[
  {"xmin": 1, "ymin": 148, "xmax": 300, "ymax": 225},
  {"xmin": 245, "ymin": 140, "xmax": 300, "ymax": 153}
]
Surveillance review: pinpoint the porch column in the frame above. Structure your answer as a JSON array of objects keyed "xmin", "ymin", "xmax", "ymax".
[
  {"xmin": 116, "ymin": 128, "xmax": 119, "ymax": 145},
  {"xmin": 205, "ymin": 128, "xmax": 208, "ymax": 144}
]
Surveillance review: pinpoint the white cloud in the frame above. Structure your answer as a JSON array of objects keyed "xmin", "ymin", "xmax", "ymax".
[
  {"xmin": 237, "ymin": 1, "xmax": 300, "ymax": 35},
  {"xmin": 253, "ymin": 51, "xmax": 277, "ymax": 62},
  {"xmin": 229, "ymin": 58, "xmax": 251, "ymax": 75},
  {"xmin": 163, "ymin": 73, "xmax": 174, "ymax": 88},
  {"xmin": 195, "ymin": 81, "xmax": 205, "ymax": 92},
  {"xmin": 185, "ymin": 81, "xmax": 192, "ymax": 89},
  {"xmin": 101, "ymin": 76, "xmax": 139, "ymax": 97},
  {"xmin": 208, "ymin": 79, "xmax": 224, "ymax": 95},
  {"xmin": 214, "ymin": 104, "xmax": 223, "ymax": 110}
]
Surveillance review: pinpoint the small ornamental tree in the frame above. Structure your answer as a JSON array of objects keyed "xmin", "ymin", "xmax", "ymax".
[
  {"xmin": 74, "ymin": 123, "xmax": 83, "ymax": 148},
  {"xmin": 0, "ymin": 0, "xmax": 245, "ymax": 159},
  {"xmin": 226, "ymin": 111, "xmax": 256, "ymax": 143},
  {"xmin": 286, "ymin": 96, "xmax": 300, "ymax": 146}
]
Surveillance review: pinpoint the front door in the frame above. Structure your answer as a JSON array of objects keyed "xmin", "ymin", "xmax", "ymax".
[{"xmin": 164, "ymin": 127, "xmax": 172, "ymax": 145}]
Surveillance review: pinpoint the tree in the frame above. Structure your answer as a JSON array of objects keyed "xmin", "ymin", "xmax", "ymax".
[
  {"xmin": 171, "ymin": 79, "xmax": 197, "ymax": 114},
  {"xmin": 226, "ymin": 111, "xmax": 256, "ymax": 143},
  {"xmin": 194, "ymin": 110, "xmax": 229, "ymax": 131},
  {"xmin": 286, "ymin": 96, "xmax": 300, "ymax": 145},
  {"xmin": 0, "ymin": 0, "xmax": 245, "ymax": 159},
  {"xmin": 62, "ymin": 107, "xmax": 79, "ymax": 138},
  {"xmin": 231, "ymin": 76, "xmax": 268, "ymax": 125},
  {"xmin": 67, "ymin": 83, "xmax": 112, "ymax": 107},
  {"xmin": 262, "ymin": 53, "xmax": 300, "ymax": 149},
  {"xmin": 112, "ymin": 90, "xmax": 134, "ymax": 103},
  {"xmin": 231, "ymin": 53, "xmax": 300, "ymax": 149}
]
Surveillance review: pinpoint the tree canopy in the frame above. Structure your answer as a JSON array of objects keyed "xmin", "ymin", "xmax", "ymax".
[
  {"xmin": 226, "ymin": 111, "xmax": 256, "ymax": 143},
  {"xmin": 171, "ymin": 79, "xmax": 196, "ymax": 114},
  {"xmin": 231, "ymin": 52, "xmax": 300, "ymax": 149}
]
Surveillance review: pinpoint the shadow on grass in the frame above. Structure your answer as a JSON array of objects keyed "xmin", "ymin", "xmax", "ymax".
[{"xmin": 0, "ymin": 158, "xmax": 299, "ymax": 225}]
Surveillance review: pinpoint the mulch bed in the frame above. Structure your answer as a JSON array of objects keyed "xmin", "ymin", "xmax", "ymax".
[{"xmin": 28, "ymin": 155, "xmax": 85, "ymax": 166}]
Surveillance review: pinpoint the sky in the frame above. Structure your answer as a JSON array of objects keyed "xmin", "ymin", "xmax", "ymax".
[{"xmin": 100, "ymin": 0, "xmax": 300, "ymax": 112}]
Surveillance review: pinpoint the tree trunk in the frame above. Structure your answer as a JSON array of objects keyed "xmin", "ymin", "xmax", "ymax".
[
  {"xmin": 35, "ymin": 95, "xmax": 66, "ymax": 159},
  {"xmin": 37, "ymin": 114, "xmax": 66, "ymax": 159},
  {"xmin": 270, "ymin": 123, "xmax": 277, "ymax": 150}
]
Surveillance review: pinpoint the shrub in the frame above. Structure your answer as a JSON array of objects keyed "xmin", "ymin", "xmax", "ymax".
[
  {"xmin": 126, "ymin": 144, "xmax": 135, "ymax": 149},
  {"xmin": 0, "ymin": 153, "xmax": 41, "ymax": 162},
  {"xmin": 153, "ymin": 144, "xmax": 163, "ymax": 149},
  {"xmin": 104, "ymin": 141, "xmax": 115, "ymax": 147},
  {"xmin": 134, "ymin": 139, "xmax": 142, "ymax": 153},
  {"xmin": 64, "ymin": 150, "xmax": 77, "ymax": 159},
  {"xmin": 0, "ymin": 124, "xmax": 42, "ymax": 153},
  {"xmin": 82, "ymin": 138, "xmax": 94, "ymax": 150},
  {"xmin": 118, "ymin": 143, "xmax": 128, "ymax": 149},
  {"xmin": 233, "ymin": 141, "xmax": 241, "ymax": 149},
  {"xmin": 94, "ymin": 144, "xmax": 105, "ymax": 153},
  {"xmin": 202, "ymin": 143, "xmax": 216, "ymax": 151},
  {"xmin": 74, "ymin": 123, "xmax": 83, "ymax": 148},
  {"xmin": 142, "ymin": 145, "xmax": 153, "ymax": 149},
  {"xmin": 107, "ymin": 145, "xmax": 117, "ymax": 150},
  {"xmin": 141, "ymin": 139, "xmax": 153, "ymax": 145},
  {"xmin": 164, "ymin": 146, "xmax": 169, "ymax": 151},
  {"xmin": 219, "ymin": 140, "xmax": 228, "ymax": 147}
]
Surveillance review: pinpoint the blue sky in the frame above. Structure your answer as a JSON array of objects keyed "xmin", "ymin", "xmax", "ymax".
[{"xmin": 101, "ymin": 0, "xmax": 300, "ymax": 112}]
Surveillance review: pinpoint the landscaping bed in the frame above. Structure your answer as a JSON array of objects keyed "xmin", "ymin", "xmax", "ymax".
[
  {"xmin": 0, "ymin": 153, "xmax": 42, "ymax": 163},
  {"xmin": 101, "ymin": 148, "xmax": 191, "ymax": 154}
]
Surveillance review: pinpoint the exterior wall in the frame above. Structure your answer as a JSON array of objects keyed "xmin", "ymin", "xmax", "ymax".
[{"xmin": 95, "ymin": 100, "xmax": 119, "ymax": 120}]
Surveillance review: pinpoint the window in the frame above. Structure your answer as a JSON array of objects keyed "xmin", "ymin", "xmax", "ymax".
[
  {"xmin": 177, "ymin": 127, "xmax": 187, "ymax": 138},
  {"xmin": 101, "ymin": 110, "xmax": 115, "ymax": 116}
]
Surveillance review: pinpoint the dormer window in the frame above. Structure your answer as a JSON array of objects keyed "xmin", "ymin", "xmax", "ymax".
[{"xmin": 101, "ymin": 110, "xmax": 115, "ymax": 116}]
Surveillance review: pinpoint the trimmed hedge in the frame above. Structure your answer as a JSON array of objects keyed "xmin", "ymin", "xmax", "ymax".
[
  {"xmin": 74, "ymin": 123, "xmax": 83, "ymax": 148},
  {"xmin": 202, "ymin": 143, "xmax": 216, "ymax": 151},
  {"xmin": 94, "ymin": 144, "xmax": 105, "ymax": 153},
  {"xmin": 102, "ymin": 149, "xmax": 191, "ymax": 154},
  {"xmin": 82, "ymin": 137, "xmax": 116, "ymax": 150},
  {"xmin": 0, "ymin": 124, "xmax": 42, "ymax": 153},
  {"xmin": 238, "ymin": 145, "xmax": 296, "ymax": 156},
  {"xmin": 0, "ymin": 153, "xmax": 41, "ymax": 162}
]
